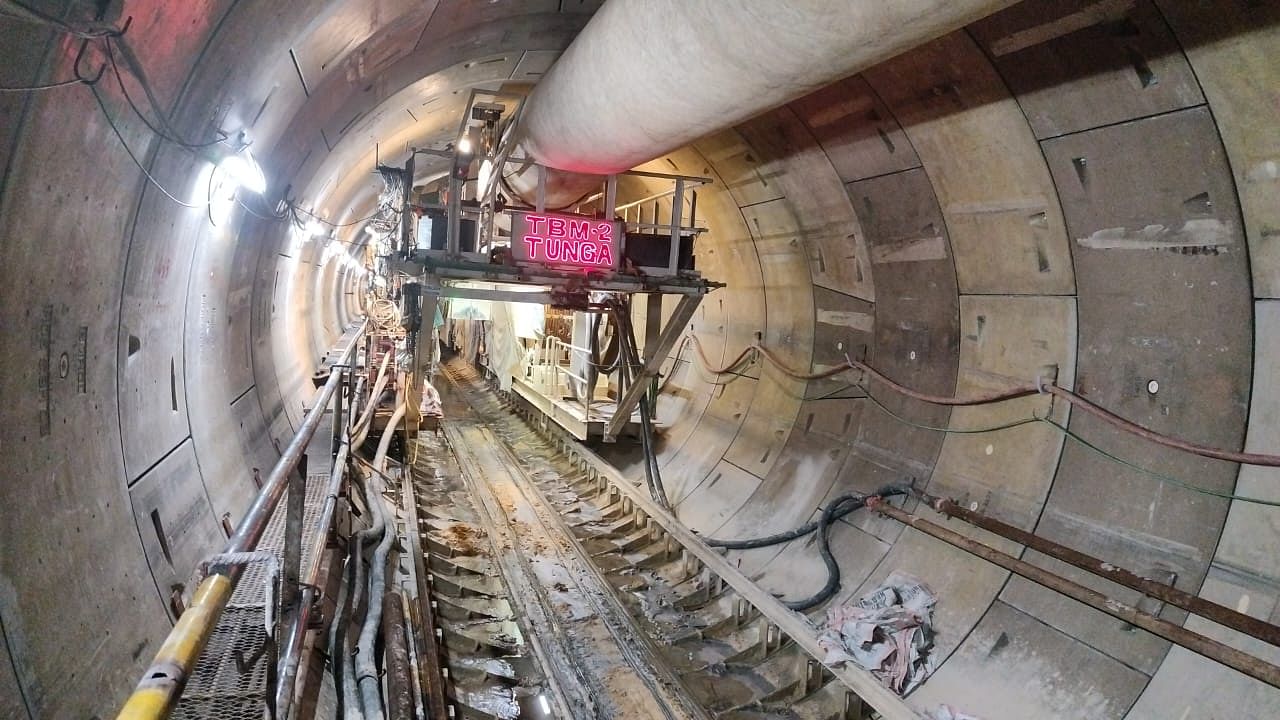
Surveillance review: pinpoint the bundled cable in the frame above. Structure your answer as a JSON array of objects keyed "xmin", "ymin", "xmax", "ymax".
[
  {"xmin": 681, "ymin": 334, "xmax": 1280, "ymax": 469},
  {"xmin": 588, "ymin": 311, "xmax": 622, "ymax": 374},
  {"xmin": 701, "ymin": 485, "xmax": 909, "ymax": 611},
  {"xmin": 0, "ymin": 0, "xmax": 121, "ymax": 39},
  {"xmin": 368, "ymin": 298, "xmax": 400, "ymax": 332},
  {"xmin": 613, "ymin": 303, "xmax": 670, "ymax": 510}
]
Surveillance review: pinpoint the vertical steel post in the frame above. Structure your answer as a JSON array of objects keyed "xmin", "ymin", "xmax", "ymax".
[
  {"xmin": 331, "ymin": 369, "xmax": 344, "ymax": 457},
  {"xmin": 668, "ymin": 179, "xmax": 684, "ymax": 273},
  {"xmin": 346, "ymin": 363, "xmax": 359, "ymax": 429},
  {"xmin": 605, "ymin": 175, "xmax": 617, "ymax": 217},
  {"xmin": 446, "ymin": 174, "xmax": 461, "ymax": 256},
  {"xmin": 399, "ymin": 155, "xmax": 415, "ymax": 257},
  {"xmin": 536, "ymin": 164, "xmax": 547, "ymax": 213},
  {"xmin": 644, "ymin": 294, "xmax": 663, "ymax": 363},
  {"xmin": 282, "ymin": 455, "xmax": 307, "ymax": 618}
]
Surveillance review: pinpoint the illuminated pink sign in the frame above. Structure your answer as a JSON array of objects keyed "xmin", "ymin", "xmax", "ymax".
[{"xmin": 510, "ymin": 211, "xmax": 620, "ymax": 270}]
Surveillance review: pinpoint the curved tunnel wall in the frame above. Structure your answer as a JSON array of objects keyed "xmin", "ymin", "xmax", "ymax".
[
  {"xmin": 0, "ymin": 1, "xmax": 1277, "ymax": 718},
  {"xmin": 629, "ymin": 3, "xmax": 1280, "ymax": 717}
]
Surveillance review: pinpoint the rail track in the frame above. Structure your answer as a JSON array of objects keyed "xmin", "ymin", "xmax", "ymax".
[{"xmin": 411, "ymin": 359, "xmax": 916, "ymax": 720}]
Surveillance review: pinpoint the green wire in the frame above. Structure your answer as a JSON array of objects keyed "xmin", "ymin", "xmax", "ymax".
[
  {"xmin": 1041, "ymin": 418, "xmax": 1280, "ymax": 508},
  {"xmin": 0, "ymin": 77, "xmax": 83, "ymax": 92},
  {"xmin": 680, "ymin": 347, "xmax": 1279, "ymax": 508},
  {"xmin": 860, "ymin": 386, "xmax": 1280, "ymax": 509}
]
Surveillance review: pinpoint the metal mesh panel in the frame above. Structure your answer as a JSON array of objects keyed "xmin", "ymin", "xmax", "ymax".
[{"xmin": 175, "ymin": 471, "xmax": 331, "ymax": 718}]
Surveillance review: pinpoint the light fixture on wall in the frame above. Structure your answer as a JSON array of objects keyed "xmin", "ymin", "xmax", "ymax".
[
  {"xmin": 200, "ymin": 136, "xmax": 269, "ymax": 226},
  {"xmin": 217, "ymin": 148, "xmax": 267, "ymax": 195}
]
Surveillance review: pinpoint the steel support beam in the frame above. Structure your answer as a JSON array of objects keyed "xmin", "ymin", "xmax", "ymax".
[
  {"xmin": 912, "ymin": 489, "xmax": 1280, "ymax": 649},
  {"xmin": 604, "ymin": 294, "xmax": 700, "ymax": 441},
  {"xmin": 867, "ymin": 498, "xmax": 1280, "ymax": 690},
  {"xmin": 434, "ymin": 285, "xmax": 557, "ymax": 306}
]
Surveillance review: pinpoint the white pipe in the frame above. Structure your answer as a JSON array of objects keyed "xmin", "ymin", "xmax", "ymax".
[
  {"xmin": 508, "ymin": 0, "xmax": 1015, "ymax": 204},
  {"xmin": 352, "ymin": 351, "xmax": 394, "ymax": 449}
]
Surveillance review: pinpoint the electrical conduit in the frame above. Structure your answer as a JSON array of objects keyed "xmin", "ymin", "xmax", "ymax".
[{"xmin": 355, "ymin": 401, "xmax": 406, "ymax": 720}]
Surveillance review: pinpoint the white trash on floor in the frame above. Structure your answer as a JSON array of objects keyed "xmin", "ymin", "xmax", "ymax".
[
  {"xmin": 816, "ymin": 570, "xmax": 938, "ymax": 695},
  {"xmin": 929, "ymin": 705, "xmax": 983, "ymax": 720}
]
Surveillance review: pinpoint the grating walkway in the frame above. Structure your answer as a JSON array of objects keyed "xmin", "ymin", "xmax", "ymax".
[{"xmin": 173, "ymin": 468, "xmax": 333, "ymax": 720}]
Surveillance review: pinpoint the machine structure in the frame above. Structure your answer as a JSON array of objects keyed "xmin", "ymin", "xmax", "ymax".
[{"xmin": 379, "ymin": 91, "xmax": 723, "ymax": 442}]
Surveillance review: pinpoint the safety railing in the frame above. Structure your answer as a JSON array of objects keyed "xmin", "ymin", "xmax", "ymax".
[
  {"xmin": 116, "ymin": 322, "xmax": 365, "ymax": 720},
  {"xmin": 530, "ymin": 335, "xmax": 592, "ymax": 419}
]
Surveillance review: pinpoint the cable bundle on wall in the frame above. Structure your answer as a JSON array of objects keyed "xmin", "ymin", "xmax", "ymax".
[
  {"xmin": 677, "ymin": 334, "xmax": 1280, "ymax": 507},
  {"xmin": 368, "ymin": 298, "xmax": 401, "ymax": 333}
]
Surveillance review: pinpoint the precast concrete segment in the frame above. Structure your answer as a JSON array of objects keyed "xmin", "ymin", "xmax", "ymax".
[
  {"xmin": 862, "ymin": 30, "xmax": 1076, "ymax": 296},
  {"xmin": 1153, "ymin": 1, "xmax": 1280, "ymax": 298},
  {"xmin": 4, "ymin": 2, "xmax": 1280, "ymax": 719},
  {"xmin": 516, "ymin": 0, "xmax": 1020, "ymax": 176},
  {"xmin": 1122, "ymin": 300, "xmax": 1280, "ymax": 718}
]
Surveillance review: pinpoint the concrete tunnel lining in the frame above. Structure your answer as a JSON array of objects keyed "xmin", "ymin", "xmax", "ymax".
[{"xmin": 1, "ymin": 1, "xmax": 1279, "ymax": 718}]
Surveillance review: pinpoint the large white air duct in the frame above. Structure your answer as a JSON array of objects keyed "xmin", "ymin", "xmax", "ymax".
[{"xmin": 507, "ymin": 0, "xmax": 1016, "ymax": 204}]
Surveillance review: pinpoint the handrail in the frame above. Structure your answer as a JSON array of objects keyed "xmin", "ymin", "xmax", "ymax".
[
  {"xmin": 275, "ymin": 438, "xmax": 351, "ymax": 718},
  {"xmin": 116, "ymin": 322, "xmax": 365, "ymax": 720}
]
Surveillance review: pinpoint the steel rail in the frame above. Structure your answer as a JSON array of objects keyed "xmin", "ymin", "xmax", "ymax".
[{"xmin": 116, "ymin": 322, "xmax": 365, "ymax": 720}]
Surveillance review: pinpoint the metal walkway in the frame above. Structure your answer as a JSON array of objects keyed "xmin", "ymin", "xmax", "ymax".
[{"xmin": 173, "ymin": 469, "xmax": 332, "ymax": 720}]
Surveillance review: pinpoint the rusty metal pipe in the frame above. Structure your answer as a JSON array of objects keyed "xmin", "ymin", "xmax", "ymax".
[
  {"xmin": 911, "ymin": 489, "xmax": 1280, "ymax": 649},
  {"xmin": 866, "ymin": 498, "xmax": 1280, "ymax": 690},
  {"xmin": 226, "ymin": 327, "xmax": 363, "ymax": 563},
  {"xmin": 382, "ymin": 591, "xmax": 415, "ymax": 720},
  {"xmin": 356, "ymin": 402, "xmax": 407, "ymax": 720}
]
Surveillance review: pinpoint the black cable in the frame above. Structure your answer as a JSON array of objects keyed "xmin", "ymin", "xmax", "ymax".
[
  {"xmin": 638, "ymin": 391, "xmax": 669, "ymax": 509},
  {"xmin": 615, "ymin": 303, "xmax": 669, "ymax": 509},
  {"xmin": 238, "ymin": 195, "xmax": 289, "ymax": 222},
  {"xmin": 783, "ymin": 494, "xmax": 865, "ymax": 611},
  {"xmin": 90, "ymin": 82, "xmax": 209, "ymax": 209},
  {"xmin": 0, "ymin": 1, "xmax": 120, "ymax": 39},
  {"xmin": 0, "ymin": 77, "xmax": 84, "ymax": 92},
  {"xmin": 104, "ymin": 37, "xmax": 227, "ymax": 150},
  {"xmin": 698, "ymin": 485, "xmax": 908, "ymax": 611},
  {"xmin": 292, "ymin": 202, "xmax": 396, "ymax": 228},
  {"xmin": 629, "ymin": 323, "xmax": 669, "ymax": 510},
  {"xmin": 702, "ymin": 484, "xmax": 908, "ymax": 550},
  {"xmin": 657, "ymin": 337, "xmax": 690, "ymax": 393},
  {"xmin": 588, "ymin": 311, "xmax": 622, "ymax": 374}
]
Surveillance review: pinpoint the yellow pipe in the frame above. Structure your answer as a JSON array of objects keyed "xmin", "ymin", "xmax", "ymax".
[{"xmin": 116, "ymin": 574, "xmax": 234, "ymax": 720}]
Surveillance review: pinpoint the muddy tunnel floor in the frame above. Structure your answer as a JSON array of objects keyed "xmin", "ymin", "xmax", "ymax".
[{"xmin": 405, "ymin": 358, "xmax": 882, "ymax": 720}]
